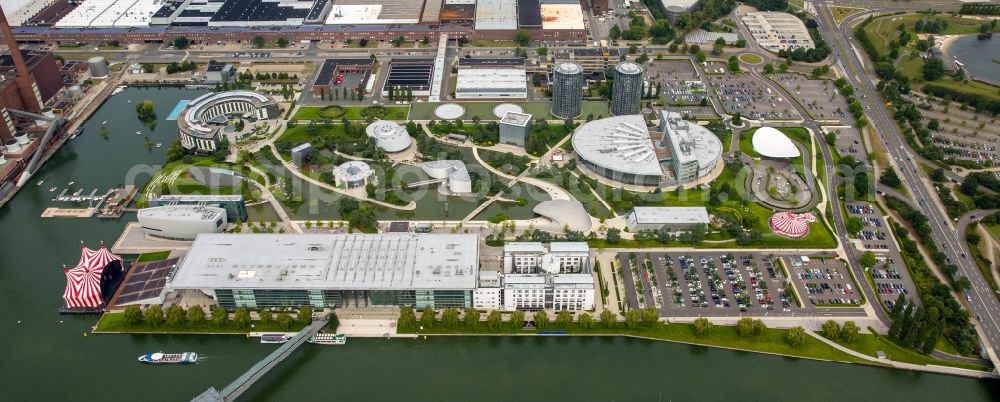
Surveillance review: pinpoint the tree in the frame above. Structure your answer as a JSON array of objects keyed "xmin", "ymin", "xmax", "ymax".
[
  {"xmin": 841, "ymin": 321, "xmax": 860, "ymax": 343},
  {"xmin": 860, "ymin": 251, "xmax": 877, "ymax": 268},
  {"xmin": 821, "ymin": 320, "xmax": 841, "ymax": 339},
  {"xmin": 487, "ymin": 310, "xmax": 503, "ymax": 329},
  {"xmin": 728, "ymin": 55, "xmax": 741, "ymax": 72},
  {"xmin": 398, "ymin": 307, "xmax": 417, "ymax": 330},
  {"xmin": 736, "ymin": 317, "xmax": 765, "ymax": 338},
  {"xmin": 693, "ymin": 317, "xmax": 713, "ymax": 337},
  {"xmin": 922, "ymin": 57, "xmax": 946, "ymax": 81},
  {"xmin": 579, "ymin": 312, "xmax": 595, "ymax": 329},
  {"xmin": 233, "ymin": 307, "xmax": 251, "ymax": 328},
  {"xmin": 211, "ymin": 305, "xmax": 228, "ymax": 326},
  {"xmin": 441, "ymin": 308, "xmax": 460, "ymax": 328},
  {"xmin": 298, "ymin": 306, "xmax": 313, "ymax": 325},
  {"xmin": 763, "ymin": 63, "xmax": 775, "ymax": 74},
  {"xmin": 173, "ymin": 37, "xmax": 190, "ymax": 50},
  {"xmin": 276, "ymin": 312, "xmax": 293, "ymax": 330},
  {"xmin": 846, "ymin": 216, "xmax": 864, "ymax": 234},
  {"xmin": 165, "ymin": 305, "xmax": 187, "ymax": 327},
  {"xmin": 624, "ymin": 309, "xmax": 642, "ymax": 329},
  {"xmin": 252, "ymin": 36, "xmax": 265, "ymax": 49},
  {"xmin": 259, "ymin": 309, "xmax": 273, "ymax": 324},
  {"xmin": 510, "ymin": 310, "xmax": 525, "ymax": 329},
  {"xmin": 786, "ymin": 326, "xmax": 806, "ymax": 348},
  {"xmin": 880, "ymin": 167, "xmax": 902, "ymax": 188},
  {"xmin": 600, "ymin": 310, "xmax": 617, "ymax": 328},
  {"xmin": 276, "ymin": 37, "xmax": 289, "ymax": 48},
  {"xmin": 536, "ymin": 47, "xmax": 548, "ymax": 57},
  {"xmin": 606, "ymin": 227, "xmax": 622, "ymax": 244},
  {"xmin": 464, "ymin": 308, "xmax": 481, "ymax": 328},
  {"xmin": 609, "ymin": 24, "xmax": 621, "ymax": 41},
  {"xmin": 556, "ymin": 310, "xmax": 573, "ymax": 327},
  {"xmin": 123, "ymin": 305, "xmax": 143, "ymax": 327},
  {"xmin": 420, "ymin": 308, "xmax": 436, "ymax": 328},
  {"xmin": 533, "ymin": 310, "xmax": 549, "ymax": 329},
  {"xmin": 641, "ymin": 307, "xmax": 658, "ymax": 327},
  {"xmin": 135, "ymin": 99, "xmax": 155, "ymax": 118},
  {"xmin": 142, "ymin": 305, "xmax": 165, "ymax": 328},
  {"xmin": 514, "ymin": 30, "xmax": 532, "ymax": 47}
]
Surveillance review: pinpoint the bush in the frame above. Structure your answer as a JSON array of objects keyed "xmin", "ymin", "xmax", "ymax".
[
  {"xmin": 786, "ymin": 326, "xmax": 806, "ymax": 348},
  {"xmin": 123, "ymin": 306, "xmax": 143, "ymax": 327},
  {"xmin": 821, "ymin": 320, "xmax": 841, "ymax": 339},
  {"xmin": 144, "ymin": 305, "xmax": 163, "ymax": 326},
  {"xmin": 693, "ymin": 317, "xmax": 713, "ymax": 337},
  {"xmin": 736, "ymin": 317, "xmax": 765, "ymax": 338}
]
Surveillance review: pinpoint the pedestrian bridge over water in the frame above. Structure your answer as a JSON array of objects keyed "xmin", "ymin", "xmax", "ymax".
[{"xmin": 192, "ymin": 313, "xmax": 331, "ymax": 402}]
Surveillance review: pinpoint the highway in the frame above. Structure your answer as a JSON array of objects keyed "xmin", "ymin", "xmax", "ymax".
[{"xmin": 814, "ymin": 2, "xmax": 1000, "ymax": 364}]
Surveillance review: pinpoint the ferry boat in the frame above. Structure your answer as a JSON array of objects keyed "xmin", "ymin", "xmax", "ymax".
[
  {"xmin": 260, "ymin": 334, "xmax": 290, "ymax": 344},
  {"xmin": 70, "ymin": 127, "xmax": 83, "ymax": 140},
  {"xmin": 138, "ymin": 352, "xmax": 198, "ymax": 364},
  {"xmin": 111, "ymin": 86, "xmax": 126, "ymax": 96},
  {"xmin": 308, "ymin": 333, "xmax": 346, "ymax": 345}
]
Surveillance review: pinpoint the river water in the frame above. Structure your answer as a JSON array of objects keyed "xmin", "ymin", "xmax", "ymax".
[
  {"xmin": 945, "ymin": 35, "xmax": 1000, "ymax": 86},
  {"xmin": 0, "ymin": 88, "xmax": 998, "ymax": 401}
]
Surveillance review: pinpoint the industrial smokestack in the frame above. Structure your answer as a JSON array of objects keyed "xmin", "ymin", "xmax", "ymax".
[
  {"xmin": 0, "ymin": 5, "xmax": 30, "ymax": 80},
  {"xmin": 0, "ymin": 4, "xmax": 41, "ymax": 112}
]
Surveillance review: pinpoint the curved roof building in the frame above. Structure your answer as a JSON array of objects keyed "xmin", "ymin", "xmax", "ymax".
[
  {"xmin": 751, "ymin": 127, "xmax": 801, "ymax": 159},
  {"xmin": 365, "ymin": 120, "xmax": 413, "ymax": 153},
  {"xmin": 533, "ymin": 200, "xmax": 592, "ymax": 232},
  {"xmin": 138, "ymin": 205, "xmax": 227, "ymax": 240},
  {"xmin": 420, "ymin": 160, "xmax": 472, "ymax": 194},
  {"xmin": 572, "ymin": 114, "xmax": 662, "ymax": 186},
  {"xmin": 333, "ymin": 161, "xmax": 374, "ymax": 188},
  {"xmin": 178, "ymin": 91, "xmax": 279, "ymax": 153}
]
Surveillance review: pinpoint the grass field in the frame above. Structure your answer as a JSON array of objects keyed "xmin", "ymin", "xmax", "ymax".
[
  {"xmin": 830, "ymin": 6, "xmax": 866, "ymax": 25},
  {"xmin": 864, "ymin": 13, "xmax": 1000, "ymax": 50},
  {"xmin": 738, "ymin": 53, "xmax": 763, "ymax": 64},
  {"xmin": 831, "ymin": 332, "xmax": 989, "ymax": 371},
  {"xmin": 404, "ymin": 321, "xmax": 872, "ymax": 365},
  {"xmin": 292, "ymin": 106, "xmax": 409, "ymax": 121},
  {"xmin": 136, "ymin": 251, "xmax": 171, "ymax": 262}
]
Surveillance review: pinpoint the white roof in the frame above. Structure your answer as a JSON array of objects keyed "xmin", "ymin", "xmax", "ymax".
[
  {"xmin": 325, "ymin": 0, "xmax": 423, "ymax": 24},
  {"xmin": 365, "ymin": 120, "xmax": 412, "ymax": 152},
  {"xmin": 533, "ymin": 200, "xmax": 593, "ymax": 232},
  {"xmin": 333, "ymin": 161, "xmax": 374, "ymax": 182},
  {"xmin": 475, "ymin": 0, "xmax": 517, "ymax": 30},
  {"xmin": 660, "ymin": 0, "xmax": 699, "ymax": 11},
  {"xmin": 661, "ymin": 111, "xmax": 723, "ymax": 172},
  {"xmin": 504, "ymin": 242, "xmax": 547, "ymax": 253},
  {"xmin": 628, "ymin": 207, "xmax": 709, "ymax": 224},
  {"xmin": 54, "ymin": 0, "xmax": 161, "ymax": 28},
  {"xmin": 752, "ymin": 127, "xmax": 801, "ymax": 158},
  {"xmin": 455, "ymin": 68, "xmax": 527, "ymax": 94},
  {"xmin": 549, "ymin": 242, "xmax": 589, "ymax": 253},
  {"xmin": 2, "ymin": 0, "xmax": 57, "ymax": 26},
  {"xmin": 540, "ymin": 4, "xmax": 585, "ymax": 30},
  {"xmin": 170, "ymin": 233, "xmax": 480, "ymax": 290},
  {"xmin": 500, "ymin": 112, "xmax": 532, "ymax": 127},
  {"xmin": 137, "ymin": 205, "xmax": 226, "ymax": 222},
  {"xmin": 572, "ymin": 115, "xmax": 662, "ymax": 177}
]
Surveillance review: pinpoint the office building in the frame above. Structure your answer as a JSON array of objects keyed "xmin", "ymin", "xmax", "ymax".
[
  {"xmin": 551, "ymin": 62, "xmax": 583, "ymax": 119},
  {"xmin": 291, "ymin": 143, "xmax": 311, "ymax": 167},
  {"xmin": 205, "ymin": 64, "xmax": 234, "ymax": 83},
  {"xmin": 659, "ymin": 0, "xmax": 700, "ymax": 24},
  {"xmin": 611, "ymin": 61, "xmax": 643, "ymax": 116},
  {"xmin": 485, "ymin": 242, "xmax": 594, "ymax": 311},
  {"xmin": 149, "ymin": 194, "xmax": 248, "ymax": 223},
  {"xmin": 137, "ymin": 205, "xmax": 227, "ymax": 240},
  {"xmin": 499, "ymin": 111, "xmax": 532, "ymax": 147},
  {"xmin": 168, "ymin": 233, "xmax": 480, "ymax": 309},
  {"xmin": 177, "ymin": 91, "xmax": 280, "ymax": 153},
  {"xmin": 332, "ymin": 160, "xmax": 374, "ymax": 189}
]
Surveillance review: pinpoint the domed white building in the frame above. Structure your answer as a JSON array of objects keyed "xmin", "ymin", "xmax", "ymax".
[
  {"xmin": 333, "ymin": 161, "xmax": 374, "ymax": 189},
  {"xmin": 365, "ymin": 120, "xmax": 412, "ymax": 153},
  {"xmin": 751, "ymin": 127, "xmax": 801, "ymax": 159}
]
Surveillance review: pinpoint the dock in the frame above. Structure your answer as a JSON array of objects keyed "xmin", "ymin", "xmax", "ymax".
[{"xmin": 41, "ymin": 207, "xmax": 96, "ymax": 218}]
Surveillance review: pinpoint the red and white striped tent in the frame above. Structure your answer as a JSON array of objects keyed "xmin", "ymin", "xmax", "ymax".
[
  {"xmin": 62, "ymin": 243, "xmax": 122, "ymax": 309},
  {"xmin": 769, "ymin": 212, "xmax": 817, "ymax": 238}
]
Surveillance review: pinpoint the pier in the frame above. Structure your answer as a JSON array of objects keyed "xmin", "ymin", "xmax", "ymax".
[{"xmin": 192, "ymin": 313, "xmax": 332, "ymax": 402}]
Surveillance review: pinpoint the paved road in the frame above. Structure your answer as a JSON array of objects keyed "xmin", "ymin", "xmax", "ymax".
[{"xmin": 815, "ymin": 2, "xmax": 1000, "ymax": 364}]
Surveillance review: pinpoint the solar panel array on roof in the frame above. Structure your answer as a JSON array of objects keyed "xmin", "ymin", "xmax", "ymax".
[
  {"xmin": 314, "ymin": 58, "xmax": 373, "ymax": 86},
  {"xmin": 385, "ymin": 60, "xmax": 434, "ymax": 91},
  {"xmin": 170, "ymin": 0, "xmax": 327, "ymax": 26},
  {"xmin": 114, "ymin": 258, "xmax": 180, "ymax": 305},
  {"xmin": 517, "ymin": 0, "xmax": 541, "ymax": 27}
]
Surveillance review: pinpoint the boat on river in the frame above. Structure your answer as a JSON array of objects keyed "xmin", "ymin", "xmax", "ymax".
[
  {"xmin": 308, "ymin": 333, "xmax": 346, "ymax": 345},
  {"xmin": 260, "ymin": 334, "xmax": 290, "ymax": 344},
  {"xmin": 138, "ymin": 352, "xmax": 198, "ymax": 364}
]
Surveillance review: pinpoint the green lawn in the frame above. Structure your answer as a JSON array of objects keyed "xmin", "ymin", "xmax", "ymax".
[
  {"xmin": 738, "ymin": 53, "xmax": 763, "ymax": 64},
  {"xmin": 896, "ymin": 53, "xmax": 925, "ymax": 81},
  {"xmin": 95, "ymin": 312, "xmax": 308, "ymax": 334},
  {"xmin": 739, "ymin": 129, "xmax": 760, "ymax": 158},
  {"xmin": 136, "ymin": 158, "xmax": 266, "ymax": 206},
  {"xmin": 409, "ymin": 101, "xmax": 610, "ymax": 121},
  {"xmin": 405, "ymin": 321, "xmax": 872, "ymax": 365},
  {"xmin": 864, "ymin": 13, "xmax": 1000, "ymax": 50},
  {"xmin": 830, "ymin": 6, "xmax": 865, "ymax": 25},
  {"xmin": 831, "ymin": 333, "xmax": 989, "ymax": 371},
  {"xmin": 293, "ymin": 105, "xmax": 409, "ymax": 121},
  {"xmin": 535, "ymin": 171, "xmax": 613, "ymax": 219},
  {"xmin": 136, "ymin": 251, "xmax": 171, "ymax": 262}
]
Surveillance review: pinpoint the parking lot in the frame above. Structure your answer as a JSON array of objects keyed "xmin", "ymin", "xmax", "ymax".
[
  {"xmin": 771, "ymin": 73, "xmax": 853, "ymax": 124},
  {"xmin": 782, "ymin": 255, "xmax": 863, "ymax": 307},
  {"xmin": 707, "ymin": 74, "xmax": 801, "ymax": 121},
  {"xmin": 912, "ymin": 95, "xmax": 1000, "ymax": 166},
  {"xmin": 823, "ymin": 126, "xmax": 866, "ymax": 162},
  {"xmin": 846, "ymin": 201, "xmax": 920, "ymax": 309},
  {"xmin": 619, "ymin": 252, "xmax": 810, "ymax": 317},
  {"xmin": 646, "ymin": 59, "xmax": 708, "ymax": 107}
]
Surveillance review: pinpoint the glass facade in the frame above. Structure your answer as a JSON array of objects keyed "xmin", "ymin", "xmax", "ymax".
[{"xmin": 214, "ymin": 289, "xmax": 469, "ymax": 310}]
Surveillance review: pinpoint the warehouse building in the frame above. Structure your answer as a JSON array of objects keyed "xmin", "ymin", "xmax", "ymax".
[
  {"xmin": 455, "ymin": 68, "xmax": 527, "ymax": 99},
  {"xmin": 539, "ymin": 0, "xmax": 584, "ymax": 30},
  {"xmin": 475, "ymin": 0, "xmax": 517, "ymax": 30},
  {"xmin": 1, "ymin": 0, "xmax": 59, "ymax": 26},
  {"xmin": 382, "ymin": 59, "xmax": 434, "ymax": 97},
  {"xmin": 324, "ymin": 0, "xmax": 422, "ymax": 24},
  {"xmin": 168, "ymin": 233, "xmax": 480, "ymax": 309},
  {"xmin": 624, "ymin": 206, "xmax": 709, "ymax": 232}
]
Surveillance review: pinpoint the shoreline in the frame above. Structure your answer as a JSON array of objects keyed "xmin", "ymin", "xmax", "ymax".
[{"xmin": 938, "ymin": 34, "xmax": 961, "ymax": 57}]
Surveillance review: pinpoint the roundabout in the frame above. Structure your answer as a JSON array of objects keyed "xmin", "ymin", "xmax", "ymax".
[{"xmin": 738, "ymin": 53, "xmax": 764, "ymax": 65}]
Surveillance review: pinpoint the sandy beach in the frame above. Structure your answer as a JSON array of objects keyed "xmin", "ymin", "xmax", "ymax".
[{"xmin": 937, "ymin": 34, "xmax": 961, "ymax": 56}]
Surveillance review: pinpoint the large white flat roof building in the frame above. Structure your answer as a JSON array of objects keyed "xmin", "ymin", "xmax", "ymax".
[
  {"xmin": 572, "ymin": 114, "xmax": 662, "ymax": 180},
  {"xmin": 741, "ymin": 11, "xmax": 815, "ymax": 52},
  {"xmin": 169, "ymin": 233, "xmax": 480, "ymax": 291},
  {"xmin": 475, "ymin": 0, "xmax": 518, "ymax": 30},
  {"xmin": 455, "ymin": 68, "xmax": 527, "ymax": 99},
  {"xmin": 625, "ymin": 206, "xmax": 709, "ymax": 231}
]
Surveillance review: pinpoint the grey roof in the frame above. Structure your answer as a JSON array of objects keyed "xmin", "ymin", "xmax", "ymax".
[
  {"xmin": 155, "ymin": 194, "xmax": 244, "ymax": 202},
  {"xmin": 572, "ymin": 115, "xmax": 662, "ymax": 177},
  {"xmin": 627, "ymin": 207, "xmax": 710, "ymax": 224},
  {"xmin": 137, "ymin": 205, "xmax": 226, "ymax": 222},
  {"xmin": 500, "ymin": 111, "xmax": 532, "ymax": 127},
  {"xmin": 554, "ymin": 62, "xmax": 583, "ymax": 75},
  {"xmin": 170, "ymin": 233, "xmax": 480, "ymax": 291},
  {"xmin": 615, "ymin": 61, "xmax": 643, "ymax": 76},
  {"xmin": 291, "ymin": 143, "xmax": 312, "ymax": 153},
  {"xmin": 661, "ymin": 110, "xmax": 722, "ymax": 172},
  {"xmin": 533, "ymin": 200, "xmax": 592, "ymax": 232}
]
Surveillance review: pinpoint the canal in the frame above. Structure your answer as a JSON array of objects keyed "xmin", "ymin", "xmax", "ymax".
[{"xmin": 0, "ymin": 88, "xmax": 997, "ymax": 401}]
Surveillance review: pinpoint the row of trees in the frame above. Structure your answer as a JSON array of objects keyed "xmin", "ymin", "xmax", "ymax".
[
  {"xmin": 398, "ymin": 307, "xmax": 662, "ymax": 331},
  {"xmin": 121, "ymin": 305, "xmax": 312, "ymax": 330}
]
